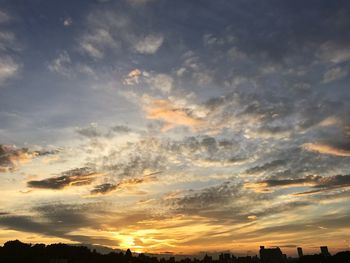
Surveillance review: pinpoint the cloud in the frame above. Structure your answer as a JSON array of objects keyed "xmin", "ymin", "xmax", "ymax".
[
  {"xmin": 247, "ymin": 174, "xmax": 350, "ymax": 196},
  {"xmin": 0, "ymin": 203, "xmax": 118, "ymax": 246},
  {"xmin": 63, "ymin": 17, "xmax": 73, "ymax": 27},
  {"xmin": 134, "ymin": 34, "xmax": 163, "ymax": 54},
  {"xmin": 173, "ymin": 182, "xmax": 245, "ymax": 210},
  {"xmin": 302, "ymin": 142, "xmax": 350, "ymax": 157},
  {"xmin": 318, "ymin": 41, "xmax": 350, "ymax": 64},
  {"xmin": 90, "ymin": 183, "xmax": 117, "ymax": 195},
  {"xmin": 0, "ymin": 31, "xmax": 15, "ymax": 51},
  {"xmin": 123, "ymin": 68, "xmax": 142, "ymax": 85},
  {"xmin": 294, "ymin": 174, "xmax": 350, "ymax": 195},
  {"xmin": 0, "ymin": 11, "xmax": 19, "ymax": 84},
  {"xmin": 0, "ymin": 56, "xmax": 19, "ymax": 84},
  {"xmin": 166, "ymin": 181, "xmax": 315, "ymax": 228},
  {"xmin": 48, "ymin": 51, "xmax": 72, "ymax": 76},
  {"xmin": 318, "ymin": 116, "xmax": 340, "ymax": 127},
  {"xmin": 123, "ymin": 70, "xmax": 173, "ymax": 94},
  {"xmin": 227, "ymin": 47, "xmax": 247, "ymax": 61},
  {"xmin": 144, "ymin": 97, "xmax": 205, "ymax": 131},
  {"xmin": 0, "ymin": 145, "xmax": 38, "ymax": 173},
  {"xmin": 245, "ymin": 175, "xmax": 322, "ymax": 193},
  {"xmin": 127, "ymin": 0, "xmax": 156, "ymax": 5},
  {"xmin": 80, "ymin": 8, "xmax": 163, "ymax": 58},
  {"xmin": 245, "ymin": 160, "xmax": 287, "ymax": 175},
  {"xmin": 76, "ymin": 124, "xmax": 101, "ymax": 138},
  {"xmin": 149, "ymin": 74, "xmax": 173, "ymax": 93},
  {"xmin": 90, "ymin": 172, "xmax": 159, "ymax": 195},
  {"xmin": 48, "ymin": 51, "xmax": 96, "ymax": 78},
  {"xmin": 27, "ymin": 167, "xmax": 98, "ymax": 190},
  {"xmin": 322, "ymin": 67, "xmax": 348, "ymax": 83},
  {"xmin": 110, "ymin": 125, "xmax": 132, "ymax": 133},
  {"xmin": 80, "ymin": 29, "xmax": 119, "ymax": 59},
  {"xmin": 0, "ymin": 10, "xmax": 10, "ymax": 24}
]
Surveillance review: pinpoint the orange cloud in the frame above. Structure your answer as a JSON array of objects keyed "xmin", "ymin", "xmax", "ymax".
[
  {"xmin": 318, "ymin": 116, "xmax": 339, "ymax": 127},
  {"xmin": 124, "ymin": 69, "xmax": 142, "ymax": 85},
  {"xmin": 302, "ymin": 143, "xmax": 350, "ymax": 157},
  {"xmin": 244, "ymin": 182, "xmax": 272, "ymax": 193},
  {"xmin": 90, "ymin": 172, "xmax": 160, "ymax": 195},
  {"xmin": 119, "ymin": 172, "xmax": 159, "ymax": 189},
  {"xmin": 144, "ymin": 99, "xmax": 205, "ymax": 131},
  {"xmin": 0, "ymin": 145, "xmax": 38, "ymax": 173}
]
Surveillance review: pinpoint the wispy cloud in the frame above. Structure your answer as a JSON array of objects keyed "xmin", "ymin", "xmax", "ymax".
[
  {"xmin": 302, "ymin": 142, "xmax": 350, "ymax": 157},
  {"xmin": 0, "ymin": 10, "xmax": 10, "ymax": 24},
  {"xmin": 133, "ymin": 34, "xmax": 163, "ymax": 54},
  {"xmin": 91, "ymin": 172, "xmax": 159, "ymax": 195},
  {"xmin": 322, "ymin": 67, "xmax": 348, "ymax": 83},
  {"xmin": 0, "ymin": 145, "xmax": 44, "ymax": 173},
  {"xmin": 80, "ymin": 29, "xmax": 118, "ymax": 59},
  {"xmin": 247, "ymin": 174, "xmax": 350, "ymax": 196},
  {"xmin": 48, "ymin": 51, "xmax": 72, "ymax": 76},
  {"xmin": 0, "ymin": 56, "xmax": 19, "ymax": 84},
  {"xmin": 143, "ymin": 97, "xmax": 206, "ymax": 131}
]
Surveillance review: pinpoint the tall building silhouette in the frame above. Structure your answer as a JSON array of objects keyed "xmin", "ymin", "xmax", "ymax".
[
  {"xmin": 259, "ymin": 246, "xmax": 285, "ymax": 263},
  {"xmin": 219, "ymin": 253, "xmax": 232, "ymax": 263},
  {"xmin": 297, "ymin": 247, "xmax": 303, "ymax": 258},
  {"xmin": 203, "ymin": 254, "xmax": 213, "ymax": 263},
  {"xmin": 320, "ymin": 246, "xmax": 331, "ymax": 257}
]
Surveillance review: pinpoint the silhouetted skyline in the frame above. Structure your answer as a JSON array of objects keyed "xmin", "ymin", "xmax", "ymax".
[{"xmin": 0, "ymin": 240, "xmax": 349, "ymax": 263}]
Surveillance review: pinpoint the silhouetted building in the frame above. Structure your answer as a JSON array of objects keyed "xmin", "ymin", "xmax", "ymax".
[
  {"xmin": 50, "ymin": 259, "xmax": 68, "ymax": 263},
  {"xmin": 219, "ymin": 253, "xmax": 231, "ymax": 263},
  {"xmin": 259, "ymin": 246, "xmax": 285, "ymax": 263},
  {"xmin": 203, "ymin": 254, "xmax": 212, "ymax": 263},
  {"xmin": 237, "ymin": 256, "xmax": 251, "ymax": 263},
  {"xmin": 297, "ymin": 247, "xmax": 303, "ymax": 258},
  {"xmin": 320, "ymin": 246, "xmax": 330, "ymax": 257}
]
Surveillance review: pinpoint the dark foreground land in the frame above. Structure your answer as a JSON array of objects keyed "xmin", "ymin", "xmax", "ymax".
[{"xmin": 0, "ymin": 240, "xmax": 349, "ymax": 263}]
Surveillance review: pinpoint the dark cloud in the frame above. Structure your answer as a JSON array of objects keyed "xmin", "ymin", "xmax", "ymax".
[
  {"xmin": 110, "ymin": 125, "xmax": 132, "ymax": 133},
  {"xmin": 0, "ymin": 215, "xmax": 60, "ymax": 235},
  {"xmin": 33, "ymin": 203, "xmax": 101, "ymax": 228},
  {"xmin": 168, "ymin": 181, "xmax": 274, "ymax": 223},
  {"xmin": 0, "ymin": 144, "xmax": 34, "ymax": 172},
  {"xmin": 0, "ymin": 203, "xmax": 117, "ymax": 245},
  {"xmin": 244, "ymin": 144, "xmax": 349, "ymax": 182},
  {"xmin": 94, "ymin": 137, "xmax": 166, "ymax": 178},
  {"xmin": 27, "ymin": 167, "xmax": 97, "ymax": 190},
  {"xmin": 91, "ymin": 183, "xmax": 117, "ymax": 195},
  {"xmin": 175, "ymin": 182, "xmax": 244, "ymax": 209},
  {"xmin": 296, "ymin": 174, "xmax": 350, "ymax": 195},
  {"xmin": 252, "ymin": 174, "xmax": 350, "ymax": 195},
  {"xmin": 90, "ymin": 172, "xmax": 159, "ymax": 195},
  {"xmin": 259, "ymin": 175, "xmax": 322, "ymax": 187},
  {"xmin": 250, "ymin": 213, "xmax": 350, "ymax": 238},
  {"xmin": 166, "ymin": 181, "xmax": 316, "ymax": 228},
  {"xmin": 245, "ymin": 160, "xmax": 287, "ymax": 175},
  {"xmin": 0, "ymin": 144, "xmax": 58, "ymax": 173},
  {"xmin": 76, "ymin": 126, "xmax": 101, "ymax": 138}
]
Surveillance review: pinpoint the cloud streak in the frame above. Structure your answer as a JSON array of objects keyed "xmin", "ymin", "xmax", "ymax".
[
  {"xmin": 302, "ymin": 143, "xmax": 350, "ymax": 157},
  {"xmin": 27, "ymin": 167, "xmax": 99, "ymax": 190}
]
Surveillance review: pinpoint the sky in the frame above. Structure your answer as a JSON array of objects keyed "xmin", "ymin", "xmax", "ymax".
[{"xmin": 0, "ymin": 0, "xmax": 350, "ymax": 257}]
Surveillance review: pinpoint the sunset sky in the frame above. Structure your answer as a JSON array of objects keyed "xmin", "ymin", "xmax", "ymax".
[{"xmin": 1, "ymin": 0, "xmax": 350, "ymax": 257}]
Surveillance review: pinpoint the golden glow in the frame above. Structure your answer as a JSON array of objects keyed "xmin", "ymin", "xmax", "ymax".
[
  {"xmin": 302, "ymin": 143, "xmax": 350, "ymax": 157},
  {"xmin": 144, "ymin": 98, "xmax": 205, "ymax": 131}
]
